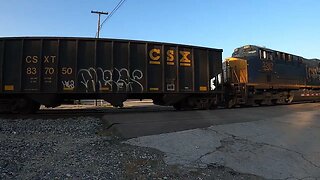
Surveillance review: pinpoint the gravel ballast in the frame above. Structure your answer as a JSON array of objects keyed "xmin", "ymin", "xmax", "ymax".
[{"xmin": 0, "ymin": 115, "xmax": 263, "ymax": 179}]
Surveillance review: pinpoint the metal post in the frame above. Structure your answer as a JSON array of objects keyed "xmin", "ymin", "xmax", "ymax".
[
  {"xmin": 91, "ymin": 11, "xmax": 109, "ymax": 38},
  {"xmin": 91, "ymin": 11, "xmax": 108, "ymax": 106},
  {"xmin": 97, "ymin": 13, "xmax": 101, "ymax": 38}
]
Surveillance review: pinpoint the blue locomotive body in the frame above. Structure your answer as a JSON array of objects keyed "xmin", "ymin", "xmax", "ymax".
[{"xmin": 225, "ymin": 45, "xmax": 320, "ymax": 106}]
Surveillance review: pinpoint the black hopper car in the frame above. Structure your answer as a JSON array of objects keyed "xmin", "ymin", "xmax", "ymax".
[
  {"xmin": 0, "ymin": 37, "xmax": 223, "ymax": 113},
  {"xmin": 0, "ymin": 37, "xmax": 319, "ymax": 113}
]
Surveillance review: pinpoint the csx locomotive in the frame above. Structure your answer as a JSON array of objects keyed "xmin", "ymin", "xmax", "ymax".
[
  {"xmin": 0, "ymin": 37, "xmax": 319, "ymax": 113},
  {"xmin": 225, "ymin": 45, "xmax": 320, "ymax": 108}
]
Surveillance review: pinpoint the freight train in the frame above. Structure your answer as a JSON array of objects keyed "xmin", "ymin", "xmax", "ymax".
[{"xmin": 0, "ymin": 37, "xmax": 319, "ymax": 113}]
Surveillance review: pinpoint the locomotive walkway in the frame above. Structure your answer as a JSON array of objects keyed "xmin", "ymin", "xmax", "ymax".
[{"xmin": 102, "ymin": 102, "xmax": 320, "ymax": 179}]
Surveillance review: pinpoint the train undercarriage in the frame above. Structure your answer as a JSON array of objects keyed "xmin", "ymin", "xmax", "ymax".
[
  {"xmin": 225, "ymin": 83, "xmax": 320, "ymax": 108},
  {"xmin": 0, "ymin": 85, "xmax": 319, "ymax": 114},
  {"xmin": 0, "ymin": 90, "xmax": 225, "ymax": 114}
]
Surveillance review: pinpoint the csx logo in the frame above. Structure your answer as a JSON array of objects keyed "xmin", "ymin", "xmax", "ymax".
[{"xmin": 149, "ymin": 48, "xmax": 191, "ymax": 66}]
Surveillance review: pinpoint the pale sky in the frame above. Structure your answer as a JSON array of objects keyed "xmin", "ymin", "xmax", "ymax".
[{"xmin": 1, "ymin": 0, "xmax": 319, "ymax": 59}]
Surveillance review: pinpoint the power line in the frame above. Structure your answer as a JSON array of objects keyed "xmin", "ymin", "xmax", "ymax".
[{"xmin": 100, "ymin": 0, "xmax": 127, "ymax": 29}]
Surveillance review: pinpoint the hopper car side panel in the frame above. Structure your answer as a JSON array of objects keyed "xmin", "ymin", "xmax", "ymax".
[
  {"xmin": 42, "ymin": 40, "xmax": 59, "ymax": 92},
  {"xmin": 3, "ymin": 40, "xmax": 23, "ymax": 93}
]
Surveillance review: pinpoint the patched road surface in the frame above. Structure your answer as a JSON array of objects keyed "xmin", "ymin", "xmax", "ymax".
[{"xmin": 122, "ymin": 103, "xmax": 320, "ymax": 179}]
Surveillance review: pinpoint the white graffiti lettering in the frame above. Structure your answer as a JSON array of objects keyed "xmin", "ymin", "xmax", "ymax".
[
  {"xmin": 77, "ymin": 67, "xmax": 144, "ymax": 92},
  {"xmin": 62, "ymin": 80, "xmax": 75, "ymax": 90}
]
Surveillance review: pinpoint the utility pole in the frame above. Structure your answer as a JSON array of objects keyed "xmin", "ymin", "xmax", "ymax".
[
  {"xmin": 91, "ymin": 10, "xmax": 109, "ymax": 38},
  {"xmin": 91, "ymin": 10, "xmax": 108, "ymax": 106}
]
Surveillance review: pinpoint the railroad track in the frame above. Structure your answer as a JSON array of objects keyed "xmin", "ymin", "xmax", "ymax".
[
  {"xmin": 1, "ymin": 101, "xmax": 318, "ymax": 120},
  {"xmin": 0, "ymin": 105, "xmax": 175, "ymax": 119}
]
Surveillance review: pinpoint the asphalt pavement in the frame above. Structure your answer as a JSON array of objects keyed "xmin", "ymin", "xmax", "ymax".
[{"xmin": 102, "ymin": 102, "xmax": 320, "ymax": 179}]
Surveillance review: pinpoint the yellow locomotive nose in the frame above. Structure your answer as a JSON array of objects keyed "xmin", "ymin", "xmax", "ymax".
[{"xmin": 224, "ymin": 57, "xmax": 248, "ymax": 84}]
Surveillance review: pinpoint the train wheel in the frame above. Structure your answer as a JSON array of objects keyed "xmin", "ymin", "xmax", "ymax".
[
  {"xmin": 285, "ymin": 96, "xmax": 294, "ymax": 104},
  {"xmin": 254, "ymin": 100, "xmax": 263, "ymax": 106},
  {"xmin": 173, "ymin": 103, "xmax": 182, "ymax": 110},
  {"xmin": 194, "ymin": 98, "xmax": 213, "ymax": 110},
  {"xmin": 173, "ymin": 100, "xmax": 192, "ymax": 110},
  {"xmin": 271, "ymin": 99, "xmax": 278, "ymax": 105},
  {"xmin": 209, "ymin": 104, "xmax": 218, "ymax": 110},
  {"xmin": 227, "ymin": 99, "xmax": 235, "ymax": 108},
  {"xmin": 11, "ymin": 98, "xmax": 40, "ymax": 114}
]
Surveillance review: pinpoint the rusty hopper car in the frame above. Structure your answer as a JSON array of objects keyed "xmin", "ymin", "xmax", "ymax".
[
  {"xmin": 0, "ymin": 37, "xmax": 223, "ymax": 113},
  {"xmin": 224, "ymin": 45, "xmax": 320, "ymax": 107}
]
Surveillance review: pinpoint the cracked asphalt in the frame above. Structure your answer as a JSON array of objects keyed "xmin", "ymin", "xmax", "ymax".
[{"xmin": 125, "ymin": 103, "xmax": 320, "ymax": 179}]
